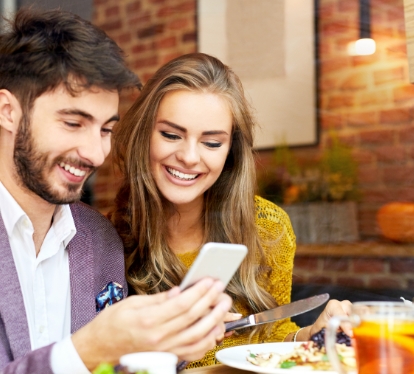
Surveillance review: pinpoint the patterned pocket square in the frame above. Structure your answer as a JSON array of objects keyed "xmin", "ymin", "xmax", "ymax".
[{"xmin": 96, "ymin": 281, "xmax": 124, "ymax": 312}]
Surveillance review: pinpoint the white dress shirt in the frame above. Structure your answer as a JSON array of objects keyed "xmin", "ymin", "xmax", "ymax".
[{"xmin": 0, "ymin": 182, "xmax": 89, "ymax": 373}]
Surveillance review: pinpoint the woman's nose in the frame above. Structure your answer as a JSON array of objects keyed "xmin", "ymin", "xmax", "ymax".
[{"xmin": 176, "ymin": 143, "xmax": 200, "ymax": 166}]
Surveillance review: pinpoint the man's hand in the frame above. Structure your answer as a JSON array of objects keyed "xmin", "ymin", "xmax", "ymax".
[{"xmin": 72, "ymin": 278, "xmax": 232, "ymax": 370}]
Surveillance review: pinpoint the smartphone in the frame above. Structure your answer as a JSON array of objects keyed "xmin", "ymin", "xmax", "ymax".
[{"xmin": 179, "ymin": 242, "xmax": 248, "ymax": 290}]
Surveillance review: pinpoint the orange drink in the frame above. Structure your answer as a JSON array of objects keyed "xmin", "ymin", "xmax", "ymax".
[{"xmin": 326, "ymin": 302, "xmax": 414, "ymax": 374}]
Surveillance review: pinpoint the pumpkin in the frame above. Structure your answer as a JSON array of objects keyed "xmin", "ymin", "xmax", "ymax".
[{"xmin": 376, "ymin": 202, "xmax": 414, "ymax": 243}]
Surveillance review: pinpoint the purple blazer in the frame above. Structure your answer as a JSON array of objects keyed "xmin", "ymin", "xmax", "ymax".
[{"xmin": 0, "ymin": 202, "xmax": 127, "ymax": 373}]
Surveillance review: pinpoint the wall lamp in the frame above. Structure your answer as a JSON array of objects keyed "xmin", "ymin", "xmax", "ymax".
[{"xmin": 348, "ymin": 0, "xmax": 376, "ymax": 56}]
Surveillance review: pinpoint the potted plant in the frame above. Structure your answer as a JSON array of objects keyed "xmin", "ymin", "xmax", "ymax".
[{"xmin": 257, "ymin": 135, "xmax": 359, "ymax": 244}]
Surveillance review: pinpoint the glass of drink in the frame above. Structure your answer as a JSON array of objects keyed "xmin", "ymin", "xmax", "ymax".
[{"xmin": 326, "ymin": 301, "xmax": 414, "ymax": 374}]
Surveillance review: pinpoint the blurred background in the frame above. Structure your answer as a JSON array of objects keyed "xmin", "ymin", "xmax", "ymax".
[{"xmin": 2, "ymin": 0, "xmax": 414, "ymax": 323}]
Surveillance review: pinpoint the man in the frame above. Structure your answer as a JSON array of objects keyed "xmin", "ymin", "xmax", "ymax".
[{"xmin": 0, "ymin": 8, "xmax": 231, "ymax": 374}]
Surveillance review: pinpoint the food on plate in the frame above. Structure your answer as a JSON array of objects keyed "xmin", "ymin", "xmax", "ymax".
[{"xmin": 246, "ymin": 329, "xmax": 355, "ymax": 371}]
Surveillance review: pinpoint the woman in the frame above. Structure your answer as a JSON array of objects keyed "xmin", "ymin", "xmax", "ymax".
[{"xmin": 111, "ymin": 53, "xmax": 351, "ymax": 368}]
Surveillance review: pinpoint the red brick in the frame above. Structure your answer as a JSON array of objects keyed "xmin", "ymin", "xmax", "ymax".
[
  {"xmin": 321, "ymin": 20, "xmax": 352, "ymax": 36},
  {"xmin": 383, "ymin": 166, "xmax": 414, "ymax": 184},
  {"xmin": 367, "ymin": 276, "xmax": 404, "ymax": 289},
  {"xmin": 374, "ymin": 67, "xmax": 405, "ymax": 85},
  {"xmin": 292, "ymin": 274, "xmax": 308, "ymax": 285},
  {"xmin": 105, "ymin": 5, "xmax": 119, "ymax": 18},
  {"xmin": 132, "ymin": 56, "xmax": 158, "ymax": 69},
  {"xmin": 157, "ymin": 6, "xmax": 175, "ymax": 17},
  {"xmin": 322, "ymin": 258, "xmax": 349, "ymax": 272},
  {"xmin": 385, "ymin": 43, "xmax": 407, "ymax": 58},
  {"xmin": 337, "ymin": 276, "xmax": 366, "ymax": 288},
  {"xmin": 182, "ymin": 32, "xmax": 197, "ymax": 43},
  {"xmin": 352, "ymin": 258, "xmax": 386, "ymax": 273},
  {"xmin": 359, "ymin": 129, "xmax": 395, "ymax": 145},
  {"xmin": 352, "ymin": 149, "xmax": 376, "ymax": 165},
  {"xmin": 318, "ymin": 2, "xmax": 335, "ymax": 19},
  {"xmin": 380, "ymin": 108, "xmax": 413, "ymax": 124},
  {"xmin": 155, "ymin": 36, "xmax": 177, "ymax": 49},
  {"xmin": 131, "ymin": 44, "xmax": 150, "ymax": 54},
  {"xmin": 176, "ymin": 0, "xmax": 196, "ymax": 12},
  {"xmin": 352, "ymin": 54, "xmax": 378, "ymax": 67},
  {"xmin": 388, "ymin": 187, "xmax": 414, "ymax": 202},
  {"xmin": 375, "ymin": 146, "xmax": 406, "ymax": 163},
  {"xmin": 347, "ymin": 111, "xmax": 378, "ymax": 127},
  {"xmin": 310, "ymin": 276, "xmax": 334, "ymax": 285},
  {"xmin": 137, "ymin": 24, "xmax": 164, "ymax": 39},
  {"xmin": 358, "ymin": 166, "xmax": 382, "ymax": 185},
  {"xmin": 294, "ymin": 257, "xmax": 320, "ymax": 271},
  {"xmin": 169, "ymin": 18, "xmax": 189, "ymax": 30},
  {"xmin": 340, "ymin": 72, "xmax": 368, "ymax": 90},
  {"xmin": 320, "ymin": 77, "xmax": 338, "ymax": 91},
  {"xmin": 161, "ymin": 52, "xmax": 184, "ymax": 64},
  {"xmin": 116, "ymin": 33, "xmax": 131, "ymax": 44},
  {"xmin": 359, "ymin": 91, "xmax": 389, "ymax": 106},
  {"xmin": 398, "ymin": 127, "xmax": 414, "ymax": 143},
  {"xmin": 394, "ymin": 85, "xmax": 414, "ymax": 102},
  {"xmin": 361, "ymin": 189, "xmax": 389, "ymax": 204},
  {"xmin": 338, "ymin": 1, "xmax": 358, "ymax": 12},
  {"xmin": 100, "ymin": 19, "xmax": 122, "ymax": 32},
  {"xmin": 320, "ymin": 113, "xmax": 344, "ymax": 129},
  {"xmin": 407, "ymin": 279, "xmax": 414, "ymax": 290},
  {"xmin": 320, "ymin": 57, "xmax": 351, "ymax": 75},
  {"xmin": 390, "ymin": 258, "xmax": 414, "ymax": 273},
  {"xmin": 126, "ymin": 2, "xmax": 142, "ymax": 13},
  {"xmin": 327, "ymin": 94, "xmax": 355, "ymax": 109}
]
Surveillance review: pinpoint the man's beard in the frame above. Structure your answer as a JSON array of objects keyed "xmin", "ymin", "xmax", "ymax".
[{"xmin": 13, "ymin": 114, "xmax": 95, "ymax": 204}]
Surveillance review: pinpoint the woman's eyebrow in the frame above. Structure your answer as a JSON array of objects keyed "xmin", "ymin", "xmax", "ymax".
[{"xmin": 158, "ymin": 120, "xmax": 229, "ymax": 136}]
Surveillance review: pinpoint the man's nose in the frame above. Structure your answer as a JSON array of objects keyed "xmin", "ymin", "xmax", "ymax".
[{"xmin": 77, "ymin": 131, "xmax": 108, "ymax": 167}]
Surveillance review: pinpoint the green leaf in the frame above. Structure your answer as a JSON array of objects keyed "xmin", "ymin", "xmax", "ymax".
[
  {"xmin": 250, "ymin": 353, "xmax": 257, "ymax": 358},
  {"xmin": 92, "ymin": 363, "xmax": 116, "ymax": 374},
  {"xmin": 280, "ymin": 361, "xmax": 297, "ymax": 368}
]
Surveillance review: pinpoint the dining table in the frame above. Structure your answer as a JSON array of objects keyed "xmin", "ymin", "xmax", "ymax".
[{"xmin": 182, "ymin": 364, "xmax": 255, "ymax": 373}]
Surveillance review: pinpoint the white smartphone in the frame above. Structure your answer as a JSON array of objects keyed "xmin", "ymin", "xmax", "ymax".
[{"xmin": 179, "ymin": 242, "xmax": 248, "ymax": 290}]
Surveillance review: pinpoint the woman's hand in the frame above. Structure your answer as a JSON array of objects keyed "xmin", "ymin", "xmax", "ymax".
[
  {"xmin": 308, "ymin": 299, "xmax": 353, "ymax": 338},
  {"xmin": 288, "ymin": 299, "xmax": 353, "ymax": 342},
  {"xmin": 216, "ymin": 312, "xmax": 243, "ymax": 343}
]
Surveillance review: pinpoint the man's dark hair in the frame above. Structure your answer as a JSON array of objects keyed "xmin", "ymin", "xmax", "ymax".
[{"xmin": 0, "ymin": 7, "xmax": 141, "ymax": 111}]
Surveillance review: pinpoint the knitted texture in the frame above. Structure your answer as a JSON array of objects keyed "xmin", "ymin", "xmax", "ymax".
[{"xmin": 177, "ymin": 196, "xmax": 299, "ymax": 368}]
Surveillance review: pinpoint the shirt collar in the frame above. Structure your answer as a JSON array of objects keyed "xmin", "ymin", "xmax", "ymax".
[{"xmin": 0, "ymin": 182, "xmax": 76, "ymax": 247}]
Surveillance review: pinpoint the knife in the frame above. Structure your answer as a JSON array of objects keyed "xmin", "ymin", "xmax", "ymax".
[{"xmin": 224, "ymin": 293, "xmax": 330, "ymax": 332}]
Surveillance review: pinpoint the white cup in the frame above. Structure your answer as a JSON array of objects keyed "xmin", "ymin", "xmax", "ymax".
[{"xmin": 119, "ymin": 352, "xmax": 178, "ymax": 374}]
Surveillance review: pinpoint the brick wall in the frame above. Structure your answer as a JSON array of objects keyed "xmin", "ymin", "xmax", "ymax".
[
  {"xmin": 256, "ymin": 0, "xmax": 413, "ymax": 240},
  {"xmin": 92, "ymin": 0, "xmax": 414, "ymax": 240},
  {"xmin": 92, "ymin": 0, "xmax": 197, "ymax": 213}
]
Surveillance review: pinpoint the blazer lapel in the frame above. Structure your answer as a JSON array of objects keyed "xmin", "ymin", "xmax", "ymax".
[
  {"xmin": 68, "ymin": 212, "xmax": 96, "ymax": 333},
  {"xmin": 0, "ymin": 215, "xmax": 31, "ymax": 359}
]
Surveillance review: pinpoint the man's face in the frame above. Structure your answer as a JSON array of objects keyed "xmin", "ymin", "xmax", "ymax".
[{"xmin": 13, "ymin": 85, "xmax": 119, "ymax": 204}]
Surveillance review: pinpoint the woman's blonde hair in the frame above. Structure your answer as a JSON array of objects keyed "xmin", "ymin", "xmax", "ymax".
[{"xmin": 112, "ymin": 53, "xmax": 278, "ymax": 316}]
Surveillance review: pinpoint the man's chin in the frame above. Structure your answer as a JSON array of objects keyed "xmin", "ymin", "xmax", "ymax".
[{"xmin": 38, "ymin": 188, "xmax": 84, "ymax": 205}]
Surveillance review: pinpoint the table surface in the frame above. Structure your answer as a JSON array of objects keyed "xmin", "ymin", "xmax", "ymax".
[{"xmin": 182, "ymin": 364, "xmax": 255, "ymax": 373}]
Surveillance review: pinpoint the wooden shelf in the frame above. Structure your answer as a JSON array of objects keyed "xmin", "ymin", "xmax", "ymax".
[{"xmin": 296, "ymin": 242, "xmax": 414, "ymax": 258}]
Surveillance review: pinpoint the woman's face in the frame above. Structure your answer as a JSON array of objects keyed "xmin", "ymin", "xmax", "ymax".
[{"xmin": 150, "ymin": 89, "xmax": 233, "ymax": 209}]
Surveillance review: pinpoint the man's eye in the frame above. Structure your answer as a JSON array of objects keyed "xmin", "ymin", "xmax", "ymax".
[
  {"xmin": 161, "ymin": 131, "xmax": 180, "ymax": 140},
  {"xmin": 204, "ymin": 142, "xmax": 222, "ymax": 148},
  {"xmin": 65, "ymin": 122, "xmax": 80, "ymax": 127}
]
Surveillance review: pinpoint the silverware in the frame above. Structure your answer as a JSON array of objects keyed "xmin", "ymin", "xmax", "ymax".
[{"xmin": 224, "ymin": 293, "xmax": 330, "ymax": 332}]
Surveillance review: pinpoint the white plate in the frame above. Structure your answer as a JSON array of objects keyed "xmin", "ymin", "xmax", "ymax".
[{"xmin": 215, "ymin": 342, "xmax": 355, "ymax": 374}]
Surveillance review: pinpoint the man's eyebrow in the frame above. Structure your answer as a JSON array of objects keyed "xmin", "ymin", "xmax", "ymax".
[
  {"xmin": 57, "ymin": 109, "xmax": 120, "ymax": 124},
  {"xmin": 158, "ymin": 120, "xmax": 229, "ymax": 136}
]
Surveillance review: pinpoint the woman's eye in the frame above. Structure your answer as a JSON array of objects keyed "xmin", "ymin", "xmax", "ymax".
[
  {"xmin": 204, "ymin": 142, "xmax": 222, "ymax": 148},
  {"xmin": 161, "ymin": 131, "xmax": 181, "ymax": 140}
]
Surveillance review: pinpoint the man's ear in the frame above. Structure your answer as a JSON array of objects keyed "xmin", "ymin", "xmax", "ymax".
[{"xmin": 0, "ymin": 89, "xmax": 22, "ymax": 133}]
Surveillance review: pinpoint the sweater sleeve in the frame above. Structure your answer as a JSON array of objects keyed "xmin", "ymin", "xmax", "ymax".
[{"xmin": 254, "ymin": 196, "xmax": 300, "ymax": 342}]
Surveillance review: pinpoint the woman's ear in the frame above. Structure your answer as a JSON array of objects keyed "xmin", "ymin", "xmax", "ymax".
[{"xmin": 0, "ymin": 89, "xmax": 22, "ymax": 134}]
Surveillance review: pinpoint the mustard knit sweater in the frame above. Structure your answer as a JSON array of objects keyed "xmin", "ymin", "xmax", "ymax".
[{"xmin": 177, "ymin": 196, "xmax": 299, "ymax": 368}]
